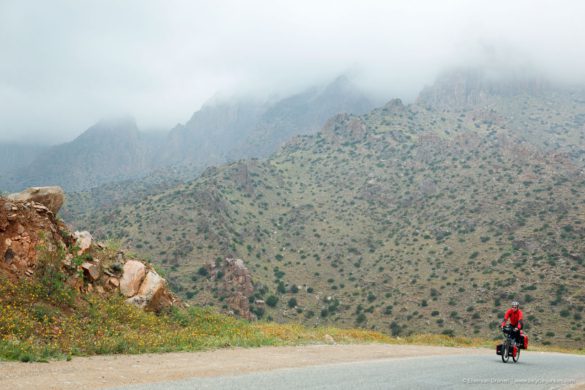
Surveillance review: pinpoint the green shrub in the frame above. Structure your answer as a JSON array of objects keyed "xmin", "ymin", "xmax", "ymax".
[{"xmin": 266, "ymin": 295, "xmax": 279, "ymax": 307}]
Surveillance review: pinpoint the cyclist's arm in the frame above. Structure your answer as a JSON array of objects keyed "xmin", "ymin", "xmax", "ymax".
[{"xmin": 517, "ymin": 311, "xmax": 523, "ymax": 330}]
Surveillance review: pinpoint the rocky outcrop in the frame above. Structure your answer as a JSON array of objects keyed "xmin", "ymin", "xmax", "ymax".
[
  {"xmin": 322, "ymin": 114, "xmax": 368, "ymax": 143},
  {"xmin": 0, "ymin": 192, "xmax": 180, "ymax": 313},
  {"xmin": 208, "ymin": 258, "xmax": 256, "ymax": 320},
  {"xmin": 383, "ymin": 98, "xmax": 406, "ymax": 113},
  {"xmin": 0, "ymin": 197, "xmax": 66, "ymax": 276},
  {"xmin": 7, "ymin": 186, "xmax": 65, "ymax": 215}
]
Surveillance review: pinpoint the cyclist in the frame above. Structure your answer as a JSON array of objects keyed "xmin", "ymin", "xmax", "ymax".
[{"xmin": 501, "ymin": 301, "xmax": 524, "ymax": 345}]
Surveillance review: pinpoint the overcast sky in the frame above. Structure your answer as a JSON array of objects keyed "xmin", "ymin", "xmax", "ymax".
[{"xmin": 1, "ymin": 0, "xmax": 584, "ymax": 144}]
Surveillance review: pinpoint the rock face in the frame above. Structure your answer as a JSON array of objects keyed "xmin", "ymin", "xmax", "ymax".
[
  {"xmin": 7, "ymin": 186, "xmax": 65, "ymax": 215},
  {"xmin": 0, "ymin": 197, "xmax": 66, "ymax": 276},
  {"xmin": 0, "ymin": 193, "xmax": 179, "ymax": 313}
]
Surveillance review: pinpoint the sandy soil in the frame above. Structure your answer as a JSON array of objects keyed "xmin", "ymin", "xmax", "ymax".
[{"xmin": 0, "ymin": 344, "xmax": 493, "ymax": 389}]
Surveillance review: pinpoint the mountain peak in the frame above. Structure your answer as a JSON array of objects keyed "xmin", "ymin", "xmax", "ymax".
[
  {"xmin": 417, "ymin": 67, "xmax": 550, "ymax": 109},
  {"xmin": 91, "ymin": 116, "xmax": 138, "ymax": 132},
  {"xmin": 76, "ymin": 116, "xmax": 140, "ymax": 143}
]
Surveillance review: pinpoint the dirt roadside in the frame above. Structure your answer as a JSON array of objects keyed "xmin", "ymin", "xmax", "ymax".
[{"xmin": 0, "ymin": 344, "xmax": 490, "ymax": 390}]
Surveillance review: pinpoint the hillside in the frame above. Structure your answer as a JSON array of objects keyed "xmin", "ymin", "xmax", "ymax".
[{"xmin": 68, "ymin": 70, "xmax": 585, "ymax": 349}]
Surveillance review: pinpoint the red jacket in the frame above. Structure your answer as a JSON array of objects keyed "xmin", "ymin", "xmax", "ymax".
[{"xmin": 502, "ymin": 308, "xmax": 523, "ymax": 329}]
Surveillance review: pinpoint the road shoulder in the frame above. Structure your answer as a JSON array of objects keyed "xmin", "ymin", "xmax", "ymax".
[{"xmin": 0, "ymin": 344, "xmax": 489, "ymax": 390}]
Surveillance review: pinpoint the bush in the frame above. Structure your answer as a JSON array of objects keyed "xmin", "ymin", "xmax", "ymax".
[
  {"xmin": 266, "ymin": 295, "xmax": 279, "ymax": 307},
  {"xmin": 287, "ymin": 298, "xmax": 297, "ymax": 308},
  {"xmin": 390, "ymin": 321, "xmax": 401, "ymax": 336},
  {"xmin": 36, "ymin": 247, "xmax": 76, "ymax": 306},
  {"xmin": 197, "ymin": 267, "xmax": 209, "ymax": 277},
  {"xmin": 251, "ymin": 306, "xmax": 265, "ymax": 318}
]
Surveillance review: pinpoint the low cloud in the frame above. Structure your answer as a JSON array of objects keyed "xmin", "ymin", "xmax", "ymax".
[{"xmin": 1, "ymin": 0, "xmax": 584, "ymax": 144}]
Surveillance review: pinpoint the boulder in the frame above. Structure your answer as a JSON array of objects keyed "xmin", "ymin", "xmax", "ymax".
[
  {"xmin": 81, "ymin": 262, "xmax": 100, "ymax": 281},
  {"xmin": 73, "ymin": 231, "xmax": 93, "ymax": 255},
  {"xmin": 108, "ymin": 277, "xmax": 120, "ymax": 288},
  {"xmin": 119, "ymin": 260, "xmax": 146, "ymax": 297},
  {"xmin": 7, "ymin": 187, "xmax": 65, "ymax": 215},
  {"xmin": 324, "ymin": 334, "xmax": 336, "ymax": 344},
  {"xmin": 126, "ymin": 270, "xmax": 171, "ymax": 311}
]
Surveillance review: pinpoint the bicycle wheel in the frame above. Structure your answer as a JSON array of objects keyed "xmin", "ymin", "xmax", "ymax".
[
  {"xmin": 501, "ymin": 340, "xmax": 510, "ymax": 363},
  {"xmin": 512, "ymin": 345, "xmax": 520, "ymax": 363}
]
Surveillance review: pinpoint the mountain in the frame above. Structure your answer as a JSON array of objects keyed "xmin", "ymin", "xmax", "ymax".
[
  {"xmin": 8, "ymin": 117, "xmax": 163, "ymax": 192},
  {"xmin": 160, "ymin": 100, "xmax": 265, "ymax": 167},
  {"xmin": 232, "ymin": 75, "xmax": 377, "ymax": 158},
  {"xmin": 2, "ymin": 76, "xmax": 377, "ymax": 194},
  {"xmin": 161, "ymin": 75, "xmax": 377, "ymax": 166},
  {"xmin": 73, "ymin": 69, "xmax": 585, "ymax": 348},
  {"xmin": 416, "ymin": 67, "xmax": 551, "ymax": 109},
  {"xmin": 0, "ymin": 143, "xmax": 48, "ymax": 192}
]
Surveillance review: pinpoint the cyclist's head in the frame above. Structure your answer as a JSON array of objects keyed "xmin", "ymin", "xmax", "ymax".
[{"xmin": 511, "ymin": 301, "xmax": 519, "ymax": 309}]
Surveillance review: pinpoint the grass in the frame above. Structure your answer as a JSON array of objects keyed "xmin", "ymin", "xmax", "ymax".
[
  {"xmin": 0, "ymin": 269, "xmax": 395, "ymax": 362},
  {"xmin": 2, "ymin": 266, "xmax": 582, "ymax": 363},
  {"xmin": 2, "ymin": 265, "xmax": 582, "ymax": 363}
]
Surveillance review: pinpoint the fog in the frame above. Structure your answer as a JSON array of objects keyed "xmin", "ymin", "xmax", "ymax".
[{"xmin": 1, "ymin": 0, "xmax": 584, "ymax": 144}]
